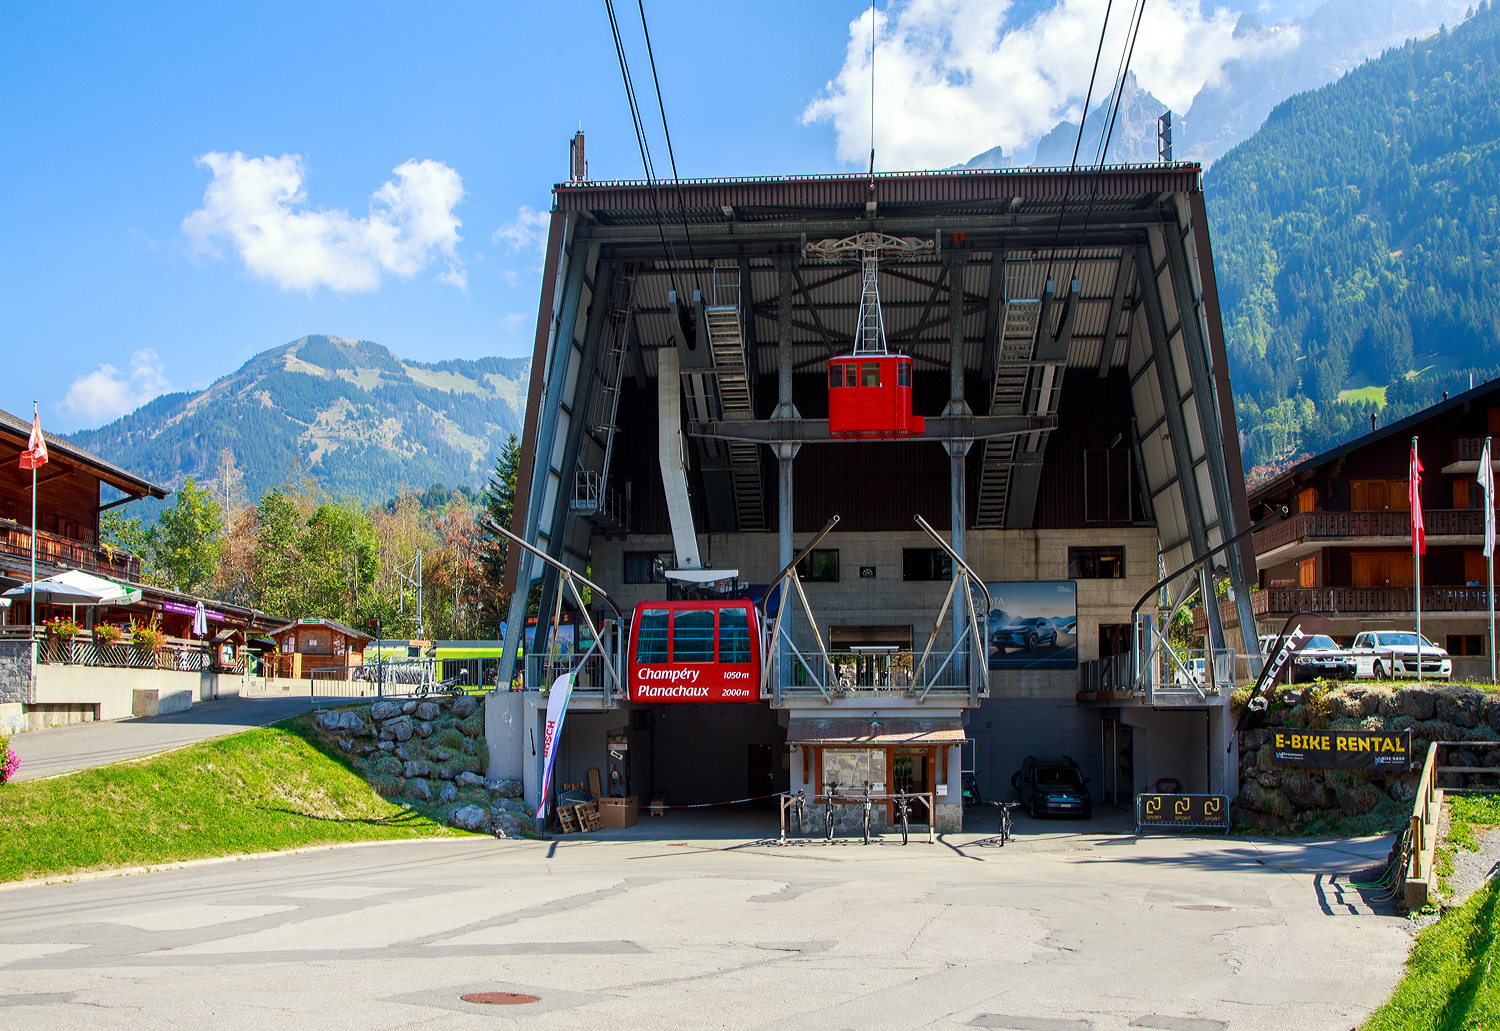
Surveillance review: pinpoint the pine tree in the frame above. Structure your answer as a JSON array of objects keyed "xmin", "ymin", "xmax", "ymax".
[{"xmin": 479, "ymin": 434, "xmax": 522, "ymax": 634}]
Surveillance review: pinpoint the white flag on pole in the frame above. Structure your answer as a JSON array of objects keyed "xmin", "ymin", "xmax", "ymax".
[
  {"xmin": 1481, "ymin": 437, "xmax": 1496, "ymax": 559},
  {"xmin": 537, "ymin": 672, "xmax": 575, "ymax": 823}
]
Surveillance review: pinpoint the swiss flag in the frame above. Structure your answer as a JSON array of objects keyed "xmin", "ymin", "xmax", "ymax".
[
  {"xmin": 1409, "ymin": 438, "xmax": 1425, "ymax": 556},
  {"xmin": 19, "ymin": 412, "xmax": 48, "ymax": 471}
]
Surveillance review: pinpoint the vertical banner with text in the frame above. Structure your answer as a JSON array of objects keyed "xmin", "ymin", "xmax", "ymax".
[{"xmin": 537, "ymin": 672, "xmax": 575, "ymax": 823}]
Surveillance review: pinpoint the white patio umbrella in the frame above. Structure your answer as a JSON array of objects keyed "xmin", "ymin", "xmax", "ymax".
[
  {"xmin": 2, "ymin": 569, "xmax": 143, "ymax": 606},
  {"xmin": 193, "ymin": 600, "xmax": 208, "ymax": 637}
]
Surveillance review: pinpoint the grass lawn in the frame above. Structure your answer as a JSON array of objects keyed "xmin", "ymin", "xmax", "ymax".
[
  {"xmin": 0, "ymin": 714, "xmax": 467, "ymax": 883},
  {"xmin": 1339, "ymin": 384, "xmax": 1388, "ymax": 406},
  {"xmin": 1362, "ymin": 878, "xmax": 1499, "ymax": 1030}
]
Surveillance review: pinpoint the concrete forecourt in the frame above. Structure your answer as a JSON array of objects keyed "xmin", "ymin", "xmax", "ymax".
[{"xmin": 0, "ymin": 813, "xmax": 1408, "ymax": 1031}]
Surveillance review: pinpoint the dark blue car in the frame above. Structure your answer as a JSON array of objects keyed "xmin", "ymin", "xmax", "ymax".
[{"xmin": 992, "ymin": 617, "xmax": 1058, "ymax": 653}]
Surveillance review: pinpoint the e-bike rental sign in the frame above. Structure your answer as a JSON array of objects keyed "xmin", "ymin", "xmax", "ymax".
[{"xmin": 1270, "ymin": 729, "xmax": 1412, "ymax": 771}]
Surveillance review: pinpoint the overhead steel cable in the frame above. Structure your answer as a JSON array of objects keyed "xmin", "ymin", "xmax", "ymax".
[
  {"xmin": 1066, "ymin": 0, "xmax": 1149, "ymax": 292},
  {"xmin": 1041, "ymin": 0, "xmax": 1116, "ymax": 294},
  {"xmin": 635, "ymin": 0, "xmax": 703, "ymax": 299},
  {"xmin": 604, "ymin": 0, "xmax": 684, "ymax": 300}
]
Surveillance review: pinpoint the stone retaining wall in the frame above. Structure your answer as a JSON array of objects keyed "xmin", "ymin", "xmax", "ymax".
[{"xmin": 1232, "ymin": 683, "xmax": 1500, "ymax": 833}]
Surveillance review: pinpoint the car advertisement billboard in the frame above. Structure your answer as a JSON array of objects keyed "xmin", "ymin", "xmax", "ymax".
[{"xmin": 984, "ymin": 581, "xmax": 1078, "ymax": 670}]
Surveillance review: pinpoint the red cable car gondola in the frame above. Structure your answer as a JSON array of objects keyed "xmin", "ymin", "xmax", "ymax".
[
  {"xmin": 827, "ymin": 353, "xmax": 924, "ymax": 439},
  {"xmin": 627, "ymin": 598, "xmax": 762, "ymax": 703}
]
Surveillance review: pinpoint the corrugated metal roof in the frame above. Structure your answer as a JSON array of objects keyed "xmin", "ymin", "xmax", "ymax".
[{"xmin": 555, "ymin": 165, "xmax": 1201, "ymax": 214}]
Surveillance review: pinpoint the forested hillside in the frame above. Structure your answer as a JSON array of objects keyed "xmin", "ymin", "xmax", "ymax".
[
  {"xmin": 1206, "ymin": 1, "xmax": 1500, "ymax": 476},
  {"xmin": 68, "ymin": 335, "xmax": 528, "ymax": 506}
]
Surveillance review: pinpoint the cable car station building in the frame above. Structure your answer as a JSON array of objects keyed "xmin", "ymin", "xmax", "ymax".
[{"xmin": 490, "ymin": 163, "xmax": 1259, "ymax": 831}]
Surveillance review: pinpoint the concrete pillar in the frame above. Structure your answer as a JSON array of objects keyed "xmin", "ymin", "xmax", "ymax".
[
  {"xmin": 942, "ymin": 250, "xmax": 972, "ymax": 685},
  {"xmin": 773, "ymin": 255, "xmax": 800, "ymax": 689}
]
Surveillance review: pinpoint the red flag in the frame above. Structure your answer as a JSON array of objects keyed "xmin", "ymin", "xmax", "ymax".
[
  {"xmin": 1410, "ymin": 438, "xmax": 1425, "ymax": 556},
  {"xmin": 19, "ymin": 412, "xmax": 48, "ymax": 471}
]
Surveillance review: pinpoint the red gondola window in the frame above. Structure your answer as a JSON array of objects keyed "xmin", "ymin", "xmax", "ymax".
[
  {"xmin": 671, "ymin": 609, "xmax": 715, "ymax": 662},
  {"xmin": 718, "ymin": 607, "xmax": 752, "ymax": 663},
  {"xmin": 637, "ymin": 608, "xmax": 669, "ymax": 662},
  {"xmin": 829, "ymin": 364, "xmax": 843, "ymax": 388},
  {"xmin": 898, "ymin": 362, "xmax": 910, "ymax": 387},
  {"xmin": 861, "ymin": 362, "xmax": 879, "ymax": 387}
]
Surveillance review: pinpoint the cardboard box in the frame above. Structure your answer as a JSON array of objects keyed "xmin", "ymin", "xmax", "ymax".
[{"xmin": 598, "ymin": 796, "xmax": 638, "ymax": 829}]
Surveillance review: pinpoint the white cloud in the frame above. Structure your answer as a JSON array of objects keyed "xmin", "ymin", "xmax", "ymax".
[
  {"xmin": 493, "ymin": 205, "xmax": 551, "ymax": 266},
  {"xmin": 804, "ymin": 0, "xmax": 1292, "ymax": 170},
  {"xmin": 502, "ymin": 312, "xmax": 529, "ymax": 332},
  {"xmin": 182, "ymin": 152, "xmax": 467, "ymax": 293},
  {"xmin": 60, "ymin": 349, "xmax": 172, "ymax": 423}
]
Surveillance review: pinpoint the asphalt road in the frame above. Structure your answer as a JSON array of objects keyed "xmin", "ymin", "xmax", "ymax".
[
  {"xmin": 6, "ymin": 694, "xmax": 317, "ymax": 781},
  {"xmin": 0, "ymin": 809, "xmax": 1411, "ymax": 1030}
]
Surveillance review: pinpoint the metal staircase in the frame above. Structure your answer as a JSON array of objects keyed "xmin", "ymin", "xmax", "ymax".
[
  {"xmin": 572, "ymin": 269, "xmax": 634, "ymax": 531},
  {"xmin": 704, "ymin": 266, "xmax": 765, "ymax": 530},
  {"xmin": 976, "ymin": 260, "xmax": 1043, "ymax": 528}
]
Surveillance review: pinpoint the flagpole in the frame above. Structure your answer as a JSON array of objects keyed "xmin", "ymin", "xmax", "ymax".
[
  {"xmin": 29, "ymin": 402, "xmax": 38, "ymax": 695},
  {"xmin": 1488, "ymin": 436, "xmax": 1496, "ymax": 685},
  {"xmin": 1413, "ymin": 437, "xmax": 1423, "ymax": 688}
]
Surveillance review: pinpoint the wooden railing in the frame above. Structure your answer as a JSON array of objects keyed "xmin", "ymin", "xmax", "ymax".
[
  {"xmin": 1257, "ymin": 585, "xmax": 1490, "ymax": 615},
  {"xmin": 0, "ymin": 520, "xmax": 140, "ymax": 580},
  {"xmin": 1253, "ymin": 509, "xmax": 1487, "ymax": 554},
  {"xmin": 1451, "ymin": 436, "xmax": 1486, "ymax": 464}
]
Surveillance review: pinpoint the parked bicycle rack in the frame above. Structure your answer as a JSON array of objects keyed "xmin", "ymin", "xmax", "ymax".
[{"xmin": 777, "ymin": 790, "xmax": 937, "ymax": 844}]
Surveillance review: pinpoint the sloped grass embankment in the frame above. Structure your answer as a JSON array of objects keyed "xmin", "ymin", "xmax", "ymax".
[{"xmin": 0, "ymin": 714, "xmax": 467, "ymax": 884}]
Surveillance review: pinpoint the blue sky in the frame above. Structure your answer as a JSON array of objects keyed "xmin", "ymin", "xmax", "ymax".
[{"xmin": 1, "ymin": 0, "xmax": 1313, "ymax": 433}]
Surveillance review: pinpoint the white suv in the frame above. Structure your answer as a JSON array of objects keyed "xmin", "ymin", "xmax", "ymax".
[{"xmin": 1349, "ymin": 631, "xmax": 1452, "ymax": 680}]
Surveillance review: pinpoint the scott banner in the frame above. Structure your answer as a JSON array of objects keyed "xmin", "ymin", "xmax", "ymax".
[{"xmin": 1270, "ymin": 728, "xmax": 1412, "ymax": 771}]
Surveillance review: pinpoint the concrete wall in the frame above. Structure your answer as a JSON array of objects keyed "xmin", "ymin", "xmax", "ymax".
[
  {"xmin": 485, "ymin": 691, "xmax": 525, "ymax": 782},
  {"xmin": 968, "ymin": 699, "xmax": 1104, "ymax": 803}
]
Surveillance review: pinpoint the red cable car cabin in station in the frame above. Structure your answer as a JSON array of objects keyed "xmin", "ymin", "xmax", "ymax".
[
  {"xmin": 826, "ymin": 354, "xmax": 924, "ymax": 439},
  {"xmin": 628, "ymin": 599, "xmax": 762, "ymax": 703}
]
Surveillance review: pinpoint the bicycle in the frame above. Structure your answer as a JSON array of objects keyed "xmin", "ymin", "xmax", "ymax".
[
  {"xmin": 825, "ymin": 793, "xmax": 836, "ymax": 841},
  {"xmin": 416, "ymin": 668, "xmax": 469, "ymax": 700},
  {"xmin": 790, "ymin": 791, "xmax": 808, "ymax": 836},
  {"xmin": 989, "ymin": 800, "xmax": 1019, "ymax": 845},
  {"xmin": 894, "ymin": 793, "xmax": 912, "ymax": 845},
  {"xmin": 861, "ymin": 784, "xmax": 873, "ymax": 845}
]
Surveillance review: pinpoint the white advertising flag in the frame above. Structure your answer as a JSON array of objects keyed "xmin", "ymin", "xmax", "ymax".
[
  {"xmin": 536, "ymin": 672, "xmax": 575, "ymax": 823},
  {"xmin": 1481, "ymin": 437, "xmax": 1495, "ymax": 559}
]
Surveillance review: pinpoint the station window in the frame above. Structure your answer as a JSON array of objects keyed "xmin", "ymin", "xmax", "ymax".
[
  {"xmin": 861, "ymin": 362, "xmax": 880, "ymax": 387},
  {"xmin": 624, "ymin": 551, "xmax": 676, "ymax": 584},
  {"xmin": 671, "ymin": 610, "xmax": 716, "ymax": 662},
  {"xmin": 1446, "ymin": 634, "xmax": 1484, "ymax": 656},
  {"xmin": 1068, "ymin": 546, "xmax": 1125, "ymax": 579},
  {"xmin": 718, "ymin": 607, "xmax": 752, "ymax": 663},
  {"xmin": 829, "ymin": 364, "xmax": 844, "ymax": 388},
  {"xmin": 796, "ymin": 550, "xmax": 840, "ymax": 582},
  {"xmin": 903, "ymin": 548, "xmax": 952, "ymax": 581},
  {"xmin": 636, "ymin": 609, "xmax": 670, "ymax": 663}
]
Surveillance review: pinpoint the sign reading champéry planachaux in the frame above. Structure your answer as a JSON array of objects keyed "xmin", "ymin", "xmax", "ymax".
[{"xmin": 1270, "ymin": 729, "xmax": 1412, "ymax": 771}]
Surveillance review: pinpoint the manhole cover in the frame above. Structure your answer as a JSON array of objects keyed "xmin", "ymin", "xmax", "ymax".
[
  {"xmin": 1175, "ymin": 904, "xmax": 1231, "ymax": 911},
  {"xmin": 461, "ymin": 992, "xmax": 540, "ymax": 1005}
]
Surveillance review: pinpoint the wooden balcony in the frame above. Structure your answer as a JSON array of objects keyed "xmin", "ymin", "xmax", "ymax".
[
  {"xmin": 1443, "ymin": 436, "xmax": 1500, "ymax": 473},
  {"xmin": 1253, "ymin": 509, "xmax": 1486, "ymax": 562},
  {"xmin": 1255, "ymin": 585, "xmax": 1491, "ymax": 618},
  {"xmin": 0, "ymin": 520, "xmax": 140, "ymax": 581}
]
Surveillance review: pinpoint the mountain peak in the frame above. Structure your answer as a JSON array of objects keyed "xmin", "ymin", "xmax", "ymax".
[{"xmin": 68, "ymin": 336, "xmax": 530, "ymax": 507}]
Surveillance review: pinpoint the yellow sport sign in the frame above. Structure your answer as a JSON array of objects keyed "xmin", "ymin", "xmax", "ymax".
[
  {"xmin": 1269, "ymin": 729, "xmax": 1411, "ymax": 771},
  {"xmin": 1135, "ymin": 793, "xmax": 1230, "ymax": 834}
]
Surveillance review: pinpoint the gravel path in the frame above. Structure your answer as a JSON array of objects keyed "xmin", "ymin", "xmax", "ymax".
[{"xmin": 1448, "ymin": 817, "xmax": 1500, "ymax": 905}]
